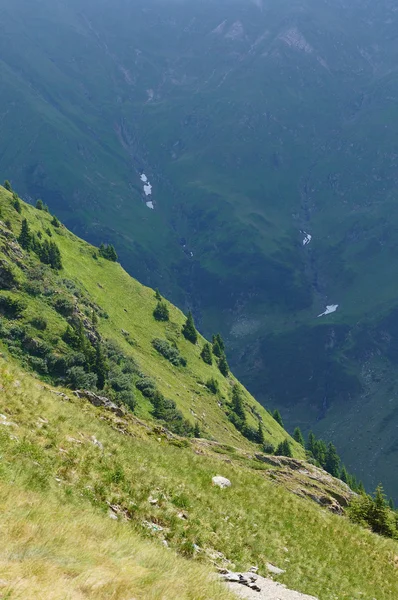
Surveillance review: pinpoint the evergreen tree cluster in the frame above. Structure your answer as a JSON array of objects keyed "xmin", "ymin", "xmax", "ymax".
[
  {"xmin": 182, "ymin": 311, "xmax": 198, "ymax": 344},
  {"xmin": 348, "ymin": 484, "xmax": 398, "ymax": 540},
  {"xmin": 18, "ymin": 219, "xmax": 63, "ymax": 270},
  {"xmin": 212, "ymin": 333, "xmax": 229, "ymax": 376},
  {"xmin": 303, "ymin": 429, "xmax": 363, "ymax": 491},
  {"xmin": 99, "ymin": 243, "xmax": 118, "ymax": 262}
]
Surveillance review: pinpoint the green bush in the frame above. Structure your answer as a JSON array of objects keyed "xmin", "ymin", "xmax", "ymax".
[
  {"xmin": 0, "ymin": 294, "xmax": 26, "ymax": 318},
  {"xmin": 152, "ymin": 338, "xmax": 187, "ymax": 367},
  {"xmin": 66, "ymin": 366, "xmax": 97, "ymax": 390},
  {"xmin": 153, "ymin": 301, "xmax": 169, "ymax": 322},
  {"xmin": 205, "ymin": 377, "xmax": 219, "ymax": 394}
]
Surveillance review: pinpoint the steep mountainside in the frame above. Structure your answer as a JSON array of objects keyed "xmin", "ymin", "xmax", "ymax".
[
  {"xmin": 2, "ymin": 0, "xmax": 398, "ymax": 495},
  {"xmin": 0, "ymin": 184, "xmax": 298, "ymax": 453}
]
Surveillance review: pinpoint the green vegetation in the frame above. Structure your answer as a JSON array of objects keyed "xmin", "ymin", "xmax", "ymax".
[
  {"xmin": 153, "ymin": 301, "xmax": 170, "ymax": 322},
  {"xmin": 0, "ymin": 185, "xmax": 293, "ymax": 450},
  {"xmin": 182, "ymin": 312, "xmax": 198, "ymax": 344},
  {"xmin": 0, "ymin": 358, "xmax": 397, "ymax": 600},
  {"xmin": 200, "ymin": 342, "xmax": 213, "ymax": 365}
]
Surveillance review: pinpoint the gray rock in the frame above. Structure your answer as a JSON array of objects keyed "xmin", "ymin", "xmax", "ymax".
[
  {"xmin": 266, "ymin": 563, "xmax": 286, "ymax": 575},
  {"xmin": 212, "ymin": 475, "xmax": 231, "ymax": 488},
  {"xmin": 74, "ymin": 390, "xmax": 126, "ymax": 418}
]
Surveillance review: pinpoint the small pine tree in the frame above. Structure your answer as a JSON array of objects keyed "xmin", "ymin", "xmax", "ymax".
[
  {"xmin": 92, "ymin": 310, "xmax": 99, "ymax": 328},
  {"xmin": 51, "ymin": 215, "xmax": 60, "ymax": 228},
  {"xmin": 325, "ymin": 442, "xmax": 340, "ymax": 477},
  {"xmin": 12, "ymin": 193, "xmax": 21, "ymax": 213},
  {"xmin": 231, "ymin": 386, "xmax": 245, "ymax": 421},
  {"xmin": 275, "ymin": 439, "xmax": 293, "ymax": 458},
  {"xmin": 153, "ymin": 301, "xmax": 169, "ymax": 322},
  {"xmin": 4, "ymin": 180, "xmax": 12, "ymax": 192},
  {"xmin": 182, "ymin": 311, "xmax": 198, "ymax": 344},
  {"xmin": 200, "ymin": 342, "xmax": 213, "ymax": 365},
  {"xmin": 293, "ymin": 426, "xmax": 305, "ymax": 446},
  {"xmin": 36, "ymin": 199, "xmax": 44, "ymax": 210},
  {"xmin": 272, "ymin": 409, "xmax": 284, "ymax": 428},
  {"xmin": 257, "ymin": 421, "xmax": 265, "ymax": 445},
  {"xmin": 388, "ymin": 497, "xmax": 395, "ymax": 511},
  {"xmin": 306, "ymin": 431, "xmax": 316, "ymax": 455},
  {"xmin": 218, "ymin": 353, "xmax": 229, "ymax": 377},
  {"xmin": 193, "ymin": 422, "xmax": 201, "ymax": 438},
  {"xmin": 340, "ymin": 465, "xmax": 349, "ymax": 484},
  {"xmin": 18, "ymin": 218, "xmax": 31, "ymax": 250},
  {"xmin": 48, "ymin": 241, "xmax": 63, "ymax": 269},
  {"xmin": 357, "ymin": 481, "xmax": 366, "ymax": 495},
  {"xmin": 155, "ymin": 288, "xmax": 162, "ymax": 301},
  {"xmin": 212, "ymin": 333, "xmax": 225, "ymax": 357},
  {"xmin": 206, "ymin": 377, "xmax": 219, "ymax": 394},
  {"xmin": 94, "ymin": 342, "xmax": 107, "ymax": 390},
  {"xmin": 107, "ymin": 244, "xmax": 118, "ymax": 262}
]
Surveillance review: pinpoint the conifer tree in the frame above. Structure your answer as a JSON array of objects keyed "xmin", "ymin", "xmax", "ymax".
[
  {"xmin": 293, "ymin": 426, "xmax": 305, "ymax": 446},
  {"xmin": 36, "ymin": 199, "xmax": 44, "ymax": 210},
  {"xmin": 340, "ymin": 465, "xmax": 349, "ymax": 484},
  {"xmin": 272, "ymin": 409, "xmax": 284, "ymax": 428},
  {"xmin": 12, "ymin": 193, "xmax": 21, "ymax": 213},
  {"xmin": 358, "ymin": 481, "xmax": 365, "ymax": 495},
  {"xmin": 306, "ymin": 431, "xmax": 316, "ymax": 455},
  {"xmin": 155, "ymin": 289, "xmax": 162, "ymax": 301},
  {"xmin": 388, "ymin": 497, "xmax": 395, "ymax": 511},
  {"xmin": 212, "ymin": 333, "xmax": 225, "ymax": 357},
  {"xmin": 193, "ymin": 422, "xmax": 201, "ymax": 438},
  {"xmin": 257, "ymin": 421, "xmax": 265, "ymax": 445},
  {"xmin": 51, "ymin": 215, "xmax": 60, "ymax": 228},
  {"xmin": 153, "ymin": 301, "xmax": 169, "ymax": 322},
  {"xmin": 231, "ymin": 385, "xmax": 245, "ymax": 421},
  {"xmin": 218, "ymin": 353, "xmax": 229, "ymax": 377},
  {"xmin": 92, "ymin": 310, "xmax": 99, "ymax": 328},
  {"xmin": 107, "ymin": 244, "xmax": 118, "ymax": 262},
  {"xmin": 275, "ymin": 439, "xmax": 293, "ymax": 457},
  {"xmin": 206, "ymin": 377, "xmax": 219, "ymax": 394},
  {"xmin": 4, "ymin": 180, "xmax": 12, "ymax": 192},
  {"xmin": 94, "ymin": 342, "xmax": 107, "ymax": 390},
  {"xmin": 200, "ymin": 342, "xmax": 213, "ymax": 365},
  {"xmin": 18, "ymin": 218, "xmax": 31, "ymax": 250},
  {"xmin": 182, "ymin": 311, "xmax": 198, "ymax": 344},
  {"xmin": 325, "ymin": 442, "xmax": 340, "ymax": 477}
]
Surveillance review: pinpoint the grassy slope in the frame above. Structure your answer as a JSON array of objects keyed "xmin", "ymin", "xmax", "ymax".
[
  {"xmin": 0, "ymin": 480, "xmax": 234, "ymax": 600},
  {"xmin": 1, "ymin": 358, "xmax": 398, "ymax": 600},
  {"xmin": 0, "ymin": 184, "xmax": 295, "ymax": 452}
]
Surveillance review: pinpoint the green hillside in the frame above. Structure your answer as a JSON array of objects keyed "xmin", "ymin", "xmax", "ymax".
[
  {"xmin": 0, "ymin": 184, "xmax": 295, "ymax": 453},
  {"xmin": 1, "ymin": 353, "xmax": 398, "ymax": 599},
  {"xmin": 1, "ymin": 186, "xmax": 398, "ymax": 598}
]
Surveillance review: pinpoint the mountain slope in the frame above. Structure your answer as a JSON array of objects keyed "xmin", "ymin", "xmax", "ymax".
[
  {"xmin": 1, "ymin": 357, "xmax": 398, "ymax": 600},
  {"xmin": 0, "ymin": 184, "xmax": 294, "ymax": 452},
  {"xmin": 3, "ymin": 0, "xmax": 398, "ymax": 496}
]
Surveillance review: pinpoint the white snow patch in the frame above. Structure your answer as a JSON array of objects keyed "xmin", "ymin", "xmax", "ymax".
[
  {"xmin": 317, "ymin": 305, "xmax": 339, "ymax": 318},
  {"xmin": 302, "ymin": 232, "xmax": 312, "ymax": 246},
  {"xmin": 140, "ymin": 173, "xmax": 148, "ymax": 183},
  {"xmin": 146, "ymin": 201, "xmax": 154, "ymax": 210},
  {"xmin": 143, "ymin": 183, "xmax": 152, "ymax": 196}
]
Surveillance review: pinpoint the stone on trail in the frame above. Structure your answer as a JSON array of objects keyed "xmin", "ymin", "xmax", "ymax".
[{"xmin": 212, "ymin": 475, "xmax": 231, "ymax": 488}]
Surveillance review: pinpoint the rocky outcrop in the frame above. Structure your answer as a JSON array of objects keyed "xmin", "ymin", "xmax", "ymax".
[
  {"xmin": 221, "ymin": 568, "xmax": 318, "ymax": 599},
  {"xmin": 74, "ymin": 390, "xmax": 126, "ymax": 418}
]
